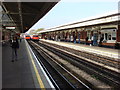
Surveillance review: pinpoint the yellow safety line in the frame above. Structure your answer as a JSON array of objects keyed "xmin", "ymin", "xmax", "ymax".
[
  {"xmin": 31, "ymin": 58, "xmax": 45, "ymax": 89},
  {"xmin": 27, "ymin": 44, "xmax": 45, "ymax": 89}
]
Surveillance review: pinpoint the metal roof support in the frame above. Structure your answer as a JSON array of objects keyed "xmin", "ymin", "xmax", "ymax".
[
  {"xmin": 1, "ymin": 2, "xmax": 16, "ymax": 27},
  {"xmin": 2, "ymin": 2, "xmax": 59, "ymax": 32},
  {"xmin": 18, "ymin": 2, "xmax": 23, "ymax": 33}
]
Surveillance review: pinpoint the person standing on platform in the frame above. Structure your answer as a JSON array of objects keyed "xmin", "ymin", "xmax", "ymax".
[
  {"xmin": 93, "ymin": 35, "xmax": 98, "ymax": 46},
  {"xmin": 74, "ymin": 35, "xmax": 77, "ymax": 43},
  {"xmin": 78, "ymin": 32, "xmax": 80, "ymax": 43},
  {"xmin": 91, "ymin": 35, "xmax": 94, "ymax": 46},
  {"xmin": 11, "ymin": 36, "xmax": 19, "ymax": 62}
]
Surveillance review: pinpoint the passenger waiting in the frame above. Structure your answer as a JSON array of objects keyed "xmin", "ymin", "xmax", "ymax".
[
  {"xmin": 93, "ymin": 35, "xmax": 98, "ymax": 46},
  {"xmin": 70, "ymin": 35, "xmax": 73, "ymax": 42},
  {"xmin": 74, "ymin": 35, "xmax": 77, "ymax": 43},
  {"xmin": 11, "ymin": 36, "xmax": 19, "ymax": 62},
  {"xmin": 91, "ymin": 35, "xmax": 94, "ymax": 45}
]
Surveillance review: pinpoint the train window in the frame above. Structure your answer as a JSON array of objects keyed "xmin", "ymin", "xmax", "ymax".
[{"xmin": 33, "ymin": 36, "xmax": 38, "ymax": 37}]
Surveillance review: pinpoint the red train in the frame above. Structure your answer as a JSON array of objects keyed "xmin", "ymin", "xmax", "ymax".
[
  {"xmin": 31, "ymin": 35, "xmax": 39, "ymax": 41},
  {"xmin": 25, "ymin": 35, "xmax": 31, "ymax": 40}
]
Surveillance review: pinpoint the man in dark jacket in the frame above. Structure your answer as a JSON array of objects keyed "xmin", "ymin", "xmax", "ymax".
[{"xmin": 11, "ymin": 36, "xmax": 19, "ymax": 62}]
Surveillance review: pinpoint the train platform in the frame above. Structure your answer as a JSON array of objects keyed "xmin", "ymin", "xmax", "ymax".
[
  {"xmin": 40, "ymin": 39, "xmax": 120, "ymax": 60},
  {"xmin": 2, "ymin": 39, "xmax": 54, "ymax": 89}
]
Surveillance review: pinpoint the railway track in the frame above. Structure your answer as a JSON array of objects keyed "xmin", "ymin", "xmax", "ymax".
[
  {"xmin": 33, "ymin": 40, "xmax": 120, "ymax": 88},
  {"xmin": 28, "ymin": 41, "xmax": 92, "ymax": 89},
  {"xmin": 40, "ymin": 40, "xmax": 120, "ymax": 69}
]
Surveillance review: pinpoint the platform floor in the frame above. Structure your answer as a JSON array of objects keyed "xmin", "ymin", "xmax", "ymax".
[
  {"xmin": 2, "ymin": 39, "xmax": 54, "ymax": 89},
  {"xmin": 41, "ymin": 39, "xmax": 120, "ymax": 59}
]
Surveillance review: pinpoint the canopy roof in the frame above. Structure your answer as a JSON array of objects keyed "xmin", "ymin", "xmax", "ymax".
[{"xmin": 2, "ymin": 2, "xmax": 58, "ymax": 32}]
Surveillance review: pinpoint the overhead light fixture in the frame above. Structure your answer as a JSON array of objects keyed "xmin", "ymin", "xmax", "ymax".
[{"xmin": 6, "ymin": 26, "xmax": 15, "ymax": 29}]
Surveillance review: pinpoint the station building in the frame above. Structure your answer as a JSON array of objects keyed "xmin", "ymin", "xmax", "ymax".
[{"xmin": 39, "ymin": 11, "xmax": 120, "ymax": 48}]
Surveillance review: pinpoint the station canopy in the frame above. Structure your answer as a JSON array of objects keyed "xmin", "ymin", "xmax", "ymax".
[{"xmin": 2, "ymin": 1, "xmax": 59, "ymax": 33}]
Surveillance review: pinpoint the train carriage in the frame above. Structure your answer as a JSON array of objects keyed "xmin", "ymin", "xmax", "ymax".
[
  {"xmin": 31, "ymin": 35, "xmax": 39, "ymax": 41},
  {"xmin": 25, "ymin": 35, "xmax": 31, "ymax": 40}
]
